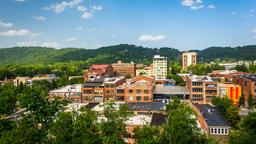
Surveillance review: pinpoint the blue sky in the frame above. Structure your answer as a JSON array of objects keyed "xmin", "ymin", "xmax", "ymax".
[{"xmin": 0, "ymin": 0, "xmax": 256, "ymax": 50}]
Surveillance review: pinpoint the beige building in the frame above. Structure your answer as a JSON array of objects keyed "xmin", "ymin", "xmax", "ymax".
[
  {"xmin": 182, "ymin": 52, "xmax": 197, "ymax": 71},
  {"xmin": 112, "ymin": 61, "xmax": 136, "ymax": 77},
  {"xmin": 136, "ymin": 64, "xmax": 153, "ymax": 77},
  {"xmin": 153, "ymin": 55, "xmax": 168, "ymax": 80}
]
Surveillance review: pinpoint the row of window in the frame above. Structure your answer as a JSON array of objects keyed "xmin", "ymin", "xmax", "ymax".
[
  {"xmin": 210, "ymin": 128, "xmax": 228, "ymax": 135},
  {"xmin": 129, "ymin": 89, "xmax": 149, "ymax": 94},
  {"xmin": 192, "ymin": 88, "xmax": 203, "ymax": 92},
  {"xmin": 192, "ymin": 94, "xmax": 203, "ymax": 101},
  {"xmin": 192, "ymin": 82, "xmax": 203, "ymax": 86},
  {"xmin": 128, "ymin": 96, "xmax": 150, "ymax": 101}
]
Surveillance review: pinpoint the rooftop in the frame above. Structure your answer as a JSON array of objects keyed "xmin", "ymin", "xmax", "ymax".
[
  {"xmin": 50, "ymin": 84, "xmax": 82, "ymax": 93},
  {"xmin": 127, "ymin": 102, "xmax": 165, "ymax": 111},
  {"xmin": 154, "ymin": 84, "xmax": 189, "ymax": 95},
  {"xmin": 125, "ymin": 115, "xmax": 152, "ymax": 126},
  {"xmin": 242, "ymin": 75, "xmax": 256, "ymax": 82},
  {"xmin": 196, "ymin": 104, "xmax": 230, "ymax": 127},
  {"xmin": 150, "ymin": 113, "xmax": 166, "ymax": 126},
  {"xmin": 189, "ymin": 75, "xmax": 218, "ymax": 82}
]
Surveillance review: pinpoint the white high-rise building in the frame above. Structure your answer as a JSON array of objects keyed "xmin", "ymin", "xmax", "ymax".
[
  {"xmin": 153, "ymin": 55, "xmax": 168, "ymax": 80},
  {"xmin": 182, "ymin": 52, "xmax": 197, "ymax": 71}
]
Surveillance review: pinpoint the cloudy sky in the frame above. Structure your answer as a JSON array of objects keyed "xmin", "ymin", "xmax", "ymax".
[{"xmin": 0, "ymin": 0, "xmax": 256, "ymax": 50}]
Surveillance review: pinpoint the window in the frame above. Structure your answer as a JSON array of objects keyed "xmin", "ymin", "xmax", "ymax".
[
  {"xmin": 211, "ymin": 128, "xmax": 213, "ymax": 134},
  {"xmin": 192, "ymin": 82, "xmax": 202, "ymax": 86},
  {"xmin": 129, "ymin": 96, "xmax": 133, "ymax": 101},
  {"xmin": 218, "ymin": 128, "xmax": 220, "ymax": 134},
  {"xmin": 84, "ymin": 90, "xmax": 92, "ymax": 94},
  {"xmin": 214, "ymin": 128, "xmax": 217, "ymax": 134},
  {"xmin": 192, "ymin": 88, "xmax": 203, "ymax": 92},
  {"xmin": 221, "ymin": 129, "xmax": 224, "ymax": 134},
  {"xmin": 144, "ymin": 96, "xmax": 149, "ymax": 101},
  {"xmin": 225, "ymin": 129, "xmax": 227, "ymax": 134},
  {"xmin": 192, "ymin": 95, "xmax": 203, "ymax": 101},
  {"xmin": 117, "ymin": 89, "xmax": 124, "ymax": 93},
  {"xmin": 144, "ymin": 90, "xmax": 149, "ymax": 94},
  {"xmin": 136, "ymin": 90, "xmax": 141, "ymax": 94},
  {"xmin": 137, "ymin": 96, "xmax": 141, "ymax": 101},
  {"xmin": 129, "ymin": 90, "xmax": 133, "ymax": 93}
]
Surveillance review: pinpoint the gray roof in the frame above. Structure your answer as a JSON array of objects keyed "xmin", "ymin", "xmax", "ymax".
[
  {"xmin": 127, "ymin": 102, "xmax": 165, "ymax": 111},
  {"xmin": 154, "ymin": 84, "xmax": 189, "ymax": 95},
  {"xmin": 196, "ymin": 104, "xmax": 230, "ymax": 127}
]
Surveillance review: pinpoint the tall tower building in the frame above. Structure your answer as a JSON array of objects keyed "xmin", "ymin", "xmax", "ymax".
[
  {"xmin": 153, "ymin": 55, "xmax": 168, "ymax": 80},
  {"xmin": 182, "ymin": 52, "xmax": 197, "ymax": 71}
]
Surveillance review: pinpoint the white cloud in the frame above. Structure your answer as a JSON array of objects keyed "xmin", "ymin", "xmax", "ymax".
[
  {"xmin": 111, "ymin": 34, "xmax": 117, "ymax": 37},
  {"xmin": 138, "ymin": 34, "xmax": 166, "ymax": 42},
  {"xmin": 17, "ymin": 41, "xmax": 59, "ymax": 48},
  {"xmin": 81, "ymin": 11, "xmax": 92, "ymax": 19},
  {"xmin": 33, "ymin": 16, "xmax": 46, "ymax": 21},
  {"xmin": 42, "ymin": 42, "xmax": 60, "ymax": 48},
  {"xmin": 77, "ymin": 5, "xmax": 86, "ymax": 12},
  {"xmin": 252, "ymin": 28, "xmax": 256, "ymax": 33},
  {"xmin": 92, "ymin": 5, "xmax": 102, "ymax": 11},
  {"xmin": 0, "ymin": 20, "xmax": 13, "ymax": 27},
  {"xmin": 229, "ymin": 11, "xmax": 237, "ymax": 15},
  {"xmin": 91, "ymin": 28, "xmax": 96, "ymax": 31},
  {"xmin": 31, "ymin": 33, "xmax": 43, "ymax": 37},
  {"xmin": 181, "ymin": 0, "xmax": 204, "ymax": 10},
  {"xmin": 15, "ymin": 0, "xmax": 26, "ymax": 2},
  {"xmin": 65, "ymin": 37, "xmax": 78, "ymax": 42},
  {"xmin": 75, "ymin": 27, "xmax": 84, "ymax": 30},
  {"xmin": 43, "ymin": 0, "xmax": 82, "ymax": 14},
  {"xmin": 208, "ymin": 4, "xmax": 216, "ymax": 9},
  {"xmin": 17, "ymin": 41, "xmax": 38, "ymax": 47},
  {"xmin": 0, "ymin": 29, "xmax": 30, "ymax": 36},
  {"xmin": 250, "ymin": 9, "xmax": 255, "ymax": 13}
]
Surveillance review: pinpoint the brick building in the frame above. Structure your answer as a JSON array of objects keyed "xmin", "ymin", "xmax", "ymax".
[
  {"xmin": 112, "ymin": 61, "xmax": 136, "ymax": 77},
  {"xmin": 233, "ymin": 75, "xmax": 256, "ymax": 106},
  {"xmin": 185, "ymin": 75, "xmax": 218, "ymax": 104},
  {"xmin": 116, "ymin": 75, "xmax": 154, "ymax": 103}
]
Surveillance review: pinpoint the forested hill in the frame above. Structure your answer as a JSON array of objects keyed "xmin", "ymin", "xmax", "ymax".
[
  {"xmin": 0, "ymin": 44, "xmax": 180, "ymax": 65},
  {"xmin": 0, "ymin": 44, "xmax": 256, "ymax": 66}
]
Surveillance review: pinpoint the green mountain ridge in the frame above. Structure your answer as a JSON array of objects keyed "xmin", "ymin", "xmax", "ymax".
[{"xmin": 0, "ymin": 44, "xmax": 256, "ymax": 66}]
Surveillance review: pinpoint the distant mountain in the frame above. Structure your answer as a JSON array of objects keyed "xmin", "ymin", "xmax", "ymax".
[
  {"xmin": 0, "ymin": 44, "xmax": 256, "ymax": 66},
  {"xmin": 197, "ymin": 45, "xmax": 256, "ymax": 62}
]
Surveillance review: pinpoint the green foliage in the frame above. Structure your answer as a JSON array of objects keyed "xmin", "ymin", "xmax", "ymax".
[
  {"xmin": 248, "ymin": 92, "xmax": 254, "ymax": 109},
  {"xmin": 230, "ymin": 112, "xmax": 256, "ymax": 144},
  {"xmin": 134, "ymin": 126, "xmax": 161, "ymax": 144},
  {"xmin": 234, "ymin": 64, "xmax": 248, "ymax": 72},
  {"xmin": 238, "ymin": 93, "xmax": 245, "ymax": 107},
  {"xmin": 188, "ymin": 63, "xmax": 212, "ymax": 75},
  {"xmin": 0, "ymin": 83, "xmax": 16, "ymax": 115},
  {"xmin": 212, "ymin": 97, "xmax": 240, "ymax": 128},
  {"xmin": 50, "ymin": 110, "xmax": 101, "ymax": 144},
  {"xmin": 197, "ymin": 45, "xmax": 256, "ymax": 62},
  {"xmin": 170, "ymin": 62, "xmax": 182, "ymax": 75},
  {"xmin": 167, "ymin": 74, "xmax": 185, "ymax": 86},
  {"xmin": 163, "ymin": 98, "xmax": 205, "ymax": 144},
  {"xmin": 100, "ymin": 101, "xmax": 130, "ymax": 144}
]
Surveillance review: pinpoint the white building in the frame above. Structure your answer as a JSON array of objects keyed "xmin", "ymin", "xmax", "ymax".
[{"xmin": 153, "ymin": 55, "xmax": 168, "ymax": 80}]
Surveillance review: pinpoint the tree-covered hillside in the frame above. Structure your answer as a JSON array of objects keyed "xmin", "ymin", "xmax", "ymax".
[{"xmin": 1, "ymin": 44, "xmax": 256, "ymax": 66}]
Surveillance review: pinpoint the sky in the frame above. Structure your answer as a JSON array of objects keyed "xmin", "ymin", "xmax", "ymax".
[{"xmin": 0, "ymin": 0, "xmax": 256, "ymax": 50}]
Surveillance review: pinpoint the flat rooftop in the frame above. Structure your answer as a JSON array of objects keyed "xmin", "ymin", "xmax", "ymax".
[
  {"xmin": 150, "ymin": 113, "xmax": 166, "ymax": 126},
  {"xmin": 154, "ymin": 84, "xmax": 189, "ymax": 95},
  {"xmin": 196, "ymin": 104, "xmax": 230, "ymax": 127},
  {"xmin": 125, "ymin": 115, "xmax": 152, "ymax": 126},
  {"xmin": 50, "ymin": 84, "xmax": 82, "ymax": 93},
  {"xmin": 242, "ymin": 75, "xmax": 256, "ymax": 82},
  {"xmin": 127, "ymin": 102, "xmax": 165, "ymax": 111}
]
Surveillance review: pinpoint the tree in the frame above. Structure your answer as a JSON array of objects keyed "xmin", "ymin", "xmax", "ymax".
[
  {"xmin": 0, "ymin": 83, "xmax": 16, "ymax": 115},
  {"xmin": 170, "ymin": 62, "xmax": 182, "ymax": 75},
  {"xmin": 230, "ymin": 112, "xmax": 256, "ymax": 144},
  {"xmin": 99, "ymin": 101, "xmax": 130, "ymax": 144},
  {"xmin": 162, "ymin": 97, "xmax": 212, "ymax": 144},
  {"xmin": 248, "ymin": 92, "xmax": 254, "ymax": 109},
  {"xmin": 238, "ymin": 93, "xmax": 245, "ymax": 107},
  {"xmin": 188, "ymin": 64, "xmax": 212, "ymax": 75},
  {"xmin": 167, "ymin": 74, "xmax": 185, "ymax": 86},
  {"xmin": 134, "ymin": 126, "xmax": 161, "ymax": 144},
  {"xmin": 234, "ymin": 64, "xmax": 248, "ymax": 72},
  {"xmin": 212, "ymin": 97, "xmax": 240, "ymax": 128}
]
